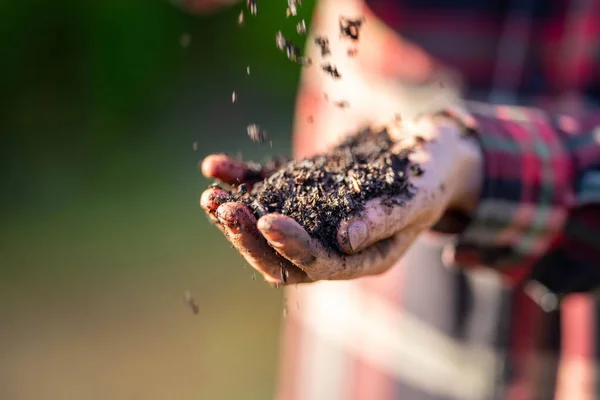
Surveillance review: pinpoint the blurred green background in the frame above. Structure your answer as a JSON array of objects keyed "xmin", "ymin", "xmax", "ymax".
[{"xmin": 0, "ymin": 1, "xmax": 314, "ymax": 399}]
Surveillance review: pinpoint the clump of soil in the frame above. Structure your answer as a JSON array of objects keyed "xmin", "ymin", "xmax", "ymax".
[{"xmin": 220, "ymin": 127, "xmax": 415, "ymax": 250}]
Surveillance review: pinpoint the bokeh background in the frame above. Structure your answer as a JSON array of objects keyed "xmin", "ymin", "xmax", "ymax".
[{"xmin": 0, "ymin": 1, "xmax": 315, "ymax": 398}]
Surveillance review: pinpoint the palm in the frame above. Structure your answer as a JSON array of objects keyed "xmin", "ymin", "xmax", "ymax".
[{"xmin": 200, "ymin": 117, "xmax": 473, "ymax": 284}]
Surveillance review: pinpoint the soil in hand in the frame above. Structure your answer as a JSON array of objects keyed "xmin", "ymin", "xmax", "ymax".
[{"xmin": 218, "ymin": 127, "xmax": 415, "ymax": 250}]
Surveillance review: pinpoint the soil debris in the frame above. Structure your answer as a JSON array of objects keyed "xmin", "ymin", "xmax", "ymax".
[
  {"xmin": 298, "ymin": 57, "xmax": 312, "ymax": 66},
  {"xmin": 276, "ymin": 31, "xmax": 302, "ymax": 63},
  {"xmin": 333, "ymin": 100, "xmax": 349, "ymax": 109},
  {"xmin": 286, "ymin": 4, "xmax": 296, "ymax": 16},
  {"xmin": 238, "ymin": 183, "xmax": 248, "ymax": 195},
  {"xmin": 247, "ymin": 124, "xmax": 267, "ymax": 143},
  {"xmin": 230, "ymin": 127, "xmax": 415, "ymax": 249},
  {"xmin": 184, "ymin": 291, "xmax": 199, "ymax": 315},
  {"xmin": 339, "ymin": 16, "xmax": 365, "ymax": 41},
  {"xmin": 287, "ymin": 0, "xmax": 302, "ymax": 17},
  {"xmin": 280, "ymin": 263, "xmax": 289, "ymax": 284},
  {"xmin": 297, "ymin": 20, "xmax": 307, "ymax": 35},
  {"xmin": 322, "ymin": 63, "xmax": 341, "ymax": 79},
  {"xmin": 315, "ymin": 36, "xmax": 331, "ymax": 57},
  {"xmin": 275, "ymin": 31, "xmax": 287, "ymax": 50},
  {"xmin": 247, "ymin": 0, "xmax": 257, "ymax": 15},
  {"xmin": 410, "ymin": 163, "xmax": 424, "ymax": 176}
]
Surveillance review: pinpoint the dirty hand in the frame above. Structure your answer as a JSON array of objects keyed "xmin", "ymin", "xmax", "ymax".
[{"xmin": 200, "ymin": 116, "xmax": 482, "ymax": 285}]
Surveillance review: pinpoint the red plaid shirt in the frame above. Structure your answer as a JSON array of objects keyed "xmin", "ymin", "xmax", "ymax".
[{"xmin": 276, "ymin": 0, "xmax": 600, "ymax": 399}]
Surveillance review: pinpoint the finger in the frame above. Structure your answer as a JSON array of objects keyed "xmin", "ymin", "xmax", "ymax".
[
  {"xmin": 201, "ymin": 189, "xmax": 310, "ymax": 284},
  {"xmin": 200, "ymin": 187, "xmax": 232, "ymax": 215},
  {"xmin": 201, "ymin": 187, "xmax": 234, "ymax": 228},
  {"xmin": 215, "ymin": 203, "xmax": 310, "ymax": 285},
  {"xmin": 201, "ymin": 154, "xmax": 263, "ymax": 185},
  {"xmin": 257, "ymin": 214, "xmax": 317, "ymax": 267},
  {"xmin": 258, "ymin": 214, "xmax": 419, "ymax": 280}
]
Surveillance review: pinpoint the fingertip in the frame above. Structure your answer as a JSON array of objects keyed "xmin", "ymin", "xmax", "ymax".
[
  {"xmin": 336, "ymin": 219, "xmax": 353, "ymax": 253},
  {"xmin": 337, "ymin": 218, "xmax": 370, "ymax": 254},
  {"xmin": 256, "ymin": 213, "xmax": 275, "ymax": 232},
  {"xmin": 258, "ymin": 214, "xmax": 306, "ymax": 241},
  {"xmin": 200, "ymin": 154, "xmax": 217, "ymax": 178},
  {"xmin": 215, "ymin": 202, "xmax": 257, "ymax": 234},
  {"xmin": 257, "ymin": 213, "xmax": 283, "ymax": 234},
  {"xmin": 201, "ymin": 153, "xmax": 251, "ymax": 183},
  {"xmin": 200, "ymin": 187, "xmax": 231, "ymax": 213},
  {"xmin": 258, "ymin": 214, "xmax": 316, "ymax": 267}
]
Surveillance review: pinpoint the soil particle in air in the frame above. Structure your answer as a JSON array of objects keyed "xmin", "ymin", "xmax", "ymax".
[
  {"xmin": 297, "ymin": 20, "xmax": 307, "ymax": 35},
  {"xmin": 321, "ymin": 63, "xmax": 341, "ymax": 79},
  {"xmin": 315, "ymin": 36, "xmax": 331, "ymax": 57},
  {"xmin": 339, "ymin": 16, "xmax": 365, "ymax": 41},
  {"xmin": 247, "ymin": 124, "xmax": 267, "ymax": 143},
  {"xmin": 223, "ymin": 127, "xmax": 415, "ymax": 250},
  {"xmin": 247, "ymin": 0, "xmax": 257, "ymax": 15}
]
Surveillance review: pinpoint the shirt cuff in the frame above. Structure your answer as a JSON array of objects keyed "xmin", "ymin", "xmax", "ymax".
[{"xmin": 443, "ymin": 103, "xmax": 576, "ymax": 284}]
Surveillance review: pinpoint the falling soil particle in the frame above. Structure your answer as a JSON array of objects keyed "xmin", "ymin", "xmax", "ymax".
[
  {"xmin": 410, "ymin": 163, "xmax": 424, "ymax": 176},
  {"xmin": 315, "ymin": 36, "xmax": 331, "ymax": 57},
  {"xmin": 218, "ymin": 127, "xmax": 416, "ymax": 250},
  {"xmin": 184, "ymin": 291, "xmax": 199, "ymax": 315},
  {"xmin": 247, "ymin": 124, "xmax": 268, "ymax": 143},
  {"xmin": 247, "ymin": 0, "xmax": 257, "ymax": 15},
  {"xmin": 297, "ymin": 20, "xmax": 307, "ymax": 35},
  {"xmin": 339, "ymin": 16, "xmax": 365, "ymax": 41},
  {"xmin": 333, "ymin": 100, "xmax": 349, "ymax": 109},
  {"xmin": 321, "ymin": 63, "xmax": 341, "ymax": 79}
]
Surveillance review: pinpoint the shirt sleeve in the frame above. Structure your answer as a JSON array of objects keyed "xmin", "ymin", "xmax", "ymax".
[{"xmin": 443, "ymin": 103, "xmax": 600, "ymax": 289}]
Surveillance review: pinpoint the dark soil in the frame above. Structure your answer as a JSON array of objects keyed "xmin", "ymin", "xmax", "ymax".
[{"xmin": 218, "ymin": 127, "xmax": 416, "ymax": 250}]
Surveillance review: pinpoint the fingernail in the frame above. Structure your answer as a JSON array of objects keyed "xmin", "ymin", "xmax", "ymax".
[
  {"xmin": 347, "ymin": 220, "xmax": 368, "ymax": 251},
  {"xmin": 264, "ymin": 229, "xmax": 285, "ymax": 247},
  {"xmin": 215, "ymin": 209, "xmax": 239, "ymax": 232},
  {"xmin": 258, "ymin": 217, "xmax": 285, "ymax": 245}
]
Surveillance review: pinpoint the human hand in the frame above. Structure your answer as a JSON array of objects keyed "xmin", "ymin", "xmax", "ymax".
[{"xmin": 200, "ymin": 116, "xmax": 482, "ymax": 285}]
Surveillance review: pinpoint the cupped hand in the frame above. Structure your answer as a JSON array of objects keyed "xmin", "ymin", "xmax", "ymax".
[{"xmin": 200, "ymin": 116, "xmax": 482, "ymax": 285}]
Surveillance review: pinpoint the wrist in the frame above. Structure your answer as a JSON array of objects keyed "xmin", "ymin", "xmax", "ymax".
[
  {"xmin": 432, "ymin": 114, "xmax": 483, "ymax": 214},
  {"xmin": 451, "ymin": 134, "xmax": 483, "ymax": 214}
]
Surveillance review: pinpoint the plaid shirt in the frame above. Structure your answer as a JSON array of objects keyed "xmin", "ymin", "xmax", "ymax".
[{"xmin": 276, "ymin": 0, "xmax": 600, "ymax": 399}]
